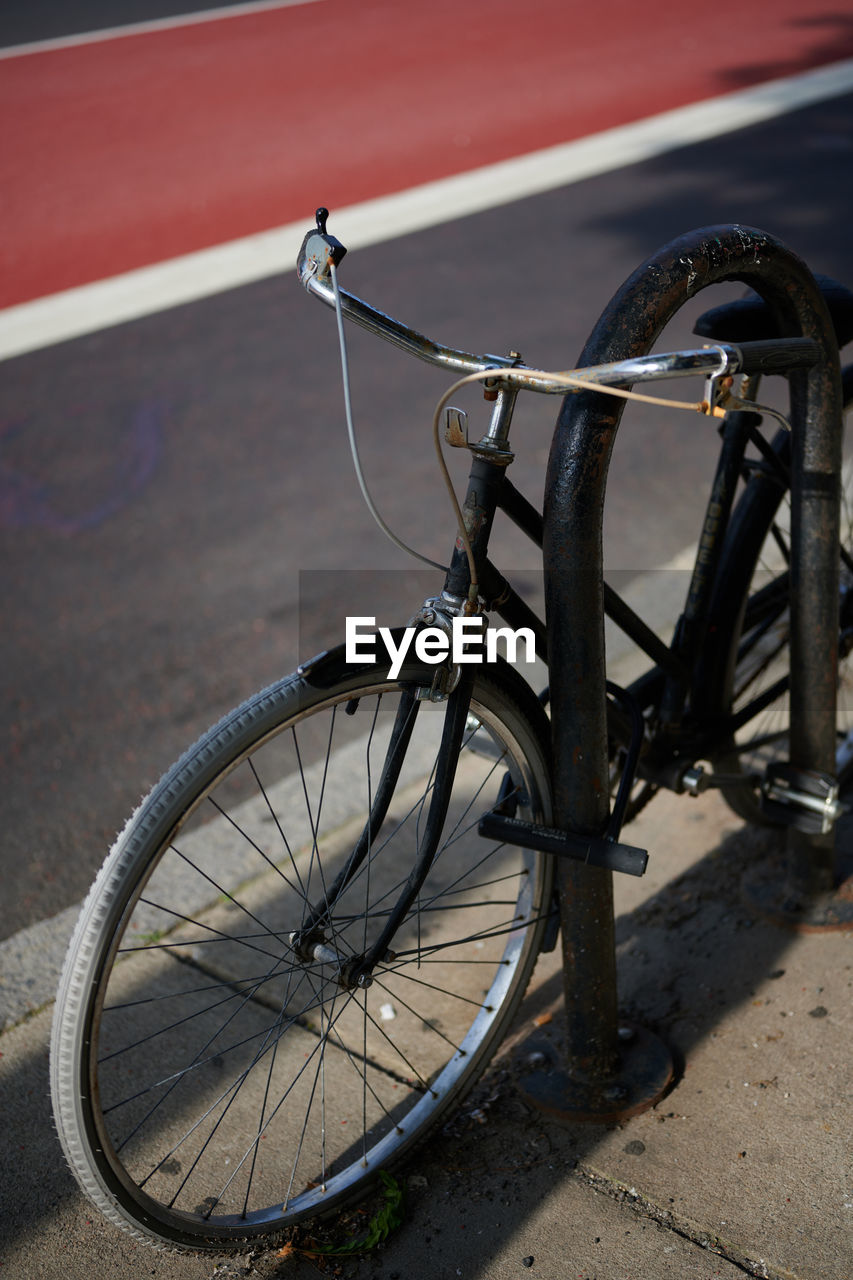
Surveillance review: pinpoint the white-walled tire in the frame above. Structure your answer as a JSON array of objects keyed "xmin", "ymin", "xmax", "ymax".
[{"xmin": 51, "ymin": 649, "xmax": 553, "ymax": 1251}]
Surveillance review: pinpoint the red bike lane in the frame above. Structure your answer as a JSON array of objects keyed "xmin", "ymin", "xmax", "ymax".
[{"xmin": 2, "ymin": 0, "xmax": 852, "ymax": 308}]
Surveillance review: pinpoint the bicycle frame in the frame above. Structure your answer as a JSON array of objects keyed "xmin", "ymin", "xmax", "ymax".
[
  {"xmin": 304, "ymin": 214, "xmax": 848, "ymax": 780},
  {"xmin": 295, "ymin": 213, "xmax": 847, "ymax": 999},
  {"xmin": 425, "ymin": 386, "xmax": 798, "ymax": 805},
  {"xmin": 295, "ymin": 212, "xmax": 840, "ymax": 870}
]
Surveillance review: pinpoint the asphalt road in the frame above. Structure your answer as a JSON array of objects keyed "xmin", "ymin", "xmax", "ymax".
[{"xmin": 3, "ymin": 89, "xmax": 853, "ymax": 938}]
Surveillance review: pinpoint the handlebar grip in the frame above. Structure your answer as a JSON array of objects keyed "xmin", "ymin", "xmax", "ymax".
[{"xmin": 734, "ymin": 337, "xmax": 821, "ymax": 375}]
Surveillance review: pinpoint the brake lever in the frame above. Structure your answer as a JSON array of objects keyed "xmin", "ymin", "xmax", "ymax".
[{"xmin": 297, "ymin": 206, "xmax": 347, "ymax": 287}]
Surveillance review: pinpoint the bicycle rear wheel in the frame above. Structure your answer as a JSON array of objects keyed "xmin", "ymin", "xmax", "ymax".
[
  {"xmin": 703, "ymin": 411, "xmax": 853, "ymax": 823},
  {"xmin": 50, "ymin": 648, "xmax": 553, "ymax": 1251}
]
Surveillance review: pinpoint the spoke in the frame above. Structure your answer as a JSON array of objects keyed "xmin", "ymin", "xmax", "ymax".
[
  {"xmin": 100, "ymin": 977, "xmax": 287, "ymax": 1065},
  {"xmin": 333, "ymin": 701, "xmax": 495, "ymax": 921},
  {"xmin": 163, "ymin": 982, "xmax": 297, "ymax": 1209},
  {"xmin": 358, "ymin": 1001, "xmax": 435, "ymax": 1092},
  {"xmin": 329, "ymin": 773, "xmax": 438, "ymax": 920},
  {"xmin": 207, "ymin": 788, "xmax": 306, "ymax": 904},
  {"xmin": 315, "ymin": 986, "xmax": 424, "ymax": 1093},
  {"xmin": 276, "ymin": 974, "xmax": 366, "ymax": 1203},
  {"xmin": 734, "ymin": 631, "xmax": 789, "ymax": 703},
  {"xmin": 414, "ymin": 723, "xmax": 442, "ymax": 853},
  {"xmin": 401, "ymin": 839, "xmax": 522, "ymax": 925},
  {"xmin": 412, "ymin": 730, "xmax": 442, "ymax": 968},
  {"xmin": 282, "ymin": 1024, "xmax": 325, "ymax": 1206},
  {"xmin": 288, "ymin": 988, "xmax": 417, "ymax": 1161},
  {"xmin": 143, "ymin": 969, "xmax": 357, "ymax": 1205},
  {"xmin": 102, "ymin": 934, "xmax": 313, "ymax": 1070},
  {"xmin": 115, "ymin": 1002, "xmax": 284, "ymax": 1165},
  {"xmin": 121, "ymin": 909, "xmax": 286, "ymax": 964},
  {"xmin": 767, "ymin": 520, "xmax": 791, "ymax": 566},
  {"xmin": 292, "ymin": 714, "xmax": 338, "ymax": 944},
  {"xmin": 435, "ymin": 749, "xmax": 510, "ymax": 857},
  {"xmin": 733, "ymin": 726, "xmax": 788, "ymax": 755},
  {"xmin": 730, "ymin": 673, "xmax": 789, "ymax": 734},
  {"xmin": 197, "ymin": 978, "xmax": 367, "ymax": 1213},
  {"xmin": 389, "ymin": 966, "xmax": 500, "ymax": 1006},
  {"xmin": 325, "ymin": 754, "xmax": 522, "ymax": 948},
  {"xmin": 424, "ymin": 866, "xmax": 528, "ymax": 899},
  {"xmin": 231, "ymin": 968, "xmax": 299, "ymax": 1218},
  {"xmin": 241, "ymin": 1023, "xmax": 283, "ymax": 1218},
  {"xmin": 361, "ymin": 696, "xmax": 382, "ymax": 955},
  {"xmin": 103, "ymin": 970, "xmax": 284, "ymax": 1011},
  {"xmin": 391, "ymin": 910, "xmax": 546, "ymax": 960},
  {"xmin": 246, "ymin": 755, "xmax": 309, "ymax": 901},
  {"xmin": 442, "ymin": 784, "xmax": 523, "ymax": 855},
  {"xmin": 167, "ymin": 846, "xmax": 291, "ymax": 943},
  {"xmin": 105, "ymin": 965, "xmax": 323, "ymax": 1119},
  {"xmin": 321, "ymin": 866, "xmax": 526, "ymax": 929},
  {"xmin": 391, "ymin": 955, "xmax": 517, "ymax": 965},
  {"xmin": 304, "ymin": 694, "xmax": 423, "ymax": 940},
  {"xmin": 360, "ymin": 706, "xmax": 380, "ymax": 1153},
  {"xmin": 371, "ymin": 976, "xmax": 466, "ymax": 1052},
  {"xmin": 402, "ymin": 774, "xmax": 522, "ymax": 931},
  {"xmin": 410, "ymin": 896, "xmax": 523, "ymax": 913},
  {"xmin": 361, "ymin": 984, "xmax": 369, "ymax": 1164}
]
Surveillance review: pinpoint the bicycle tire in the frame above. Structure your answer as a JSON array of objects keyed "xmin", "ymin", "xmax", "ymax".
[
  {"xmin": 701, "ymin": 409, "xmax": 853, "ymax": 823},
  {"xmin": 50, "ymin": 647, "xmax": 554, "ymax": 1251}
]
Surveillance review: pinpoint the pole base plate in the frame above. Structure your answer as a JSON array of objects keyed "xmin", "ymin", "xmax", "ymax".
[{"xmin": 517, "ymin": 1022, "xmax": 674, "ymax": 1124}]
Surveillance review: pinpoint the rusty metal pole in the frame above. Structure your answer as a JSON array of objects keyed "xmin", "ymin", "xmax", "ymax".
[{"xmin": 527, "ymin": 225, "xmax": 843, "ymax": 1120}]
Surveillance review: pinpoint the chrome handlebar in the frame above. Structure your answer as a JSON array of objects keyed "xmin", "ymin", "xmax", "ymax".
[{"xmin": 297, "ymin": 210, "xmax": 820, "ymax": 394}]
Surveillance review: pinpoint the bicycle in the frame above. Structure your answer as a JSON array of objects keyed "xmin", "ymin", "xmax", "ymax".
[{"xmin": 50, "ymin": 211, "xmax": 853, "ymax": 1251}]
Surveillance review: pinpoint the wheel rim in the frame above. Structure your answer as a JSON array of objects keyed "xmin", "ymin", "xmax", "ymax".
[{"xmin": 80, "ymin": 674, "xmax": 550, "ymax": 1243}]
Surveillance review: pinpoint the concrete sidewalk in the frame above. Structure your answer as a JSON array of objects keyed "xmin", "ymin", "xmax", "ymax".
[{"xmin": 1, "ymin": 784, "xmax": 850, "ymax": 1280}]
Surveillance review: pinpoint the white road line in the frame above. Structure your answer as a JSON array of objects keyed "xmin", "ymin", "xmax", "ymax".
[
  {"xmin": 0, "ymin": 0, "xmax": 325, "ymax": 59},
  {"xmin": 2, "ymin": 56, "xmax": 852, "ymax": 362}
]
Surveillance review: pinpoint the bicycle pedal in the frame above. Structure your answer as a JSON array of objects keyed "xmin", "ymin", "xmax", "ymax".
[{"xmin": 760, "ymin": 763, "xmax": 845, "ymax": 835}]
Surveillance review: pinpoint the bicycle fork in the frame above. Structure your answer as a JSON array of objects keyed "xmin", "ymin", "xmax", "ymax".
[
  {"xmin": 290, "ymin": 383, "xmax": 526, "ymax": 989},
  {"xmin": 289, "ymin": 668, "xmax": 477, "ymax": 990}
]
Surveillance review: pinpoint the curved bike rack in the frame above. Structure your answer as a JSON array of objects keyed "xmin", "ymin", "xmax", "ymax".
[{"xmin": 533, "ymin": 225, "xmax": 845, "ymax": 1120}]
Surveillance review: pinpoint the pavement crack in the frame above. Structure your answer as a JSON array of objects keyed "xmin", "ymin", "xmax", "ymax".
[{"xmin": 572, "ymin": 1162, "xmax": 796, "ymax": 1280}]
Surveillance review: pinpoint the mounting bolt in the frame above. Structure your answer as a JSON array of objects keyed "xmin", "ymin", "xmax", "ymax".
[{"xmin": 356, "ymin": 973, "xmax": 373, "ymax": 989}]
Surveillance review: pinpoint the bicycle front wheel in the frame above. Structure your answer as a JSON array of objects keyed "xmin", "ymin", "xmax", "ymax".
[
  {"xmin": 704, "ymin": 417, "xmax": 853, "ymax": 823},
  {"xmin": 51, "ymin": 649, "xmax": 553, "ymax": 1251}
]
